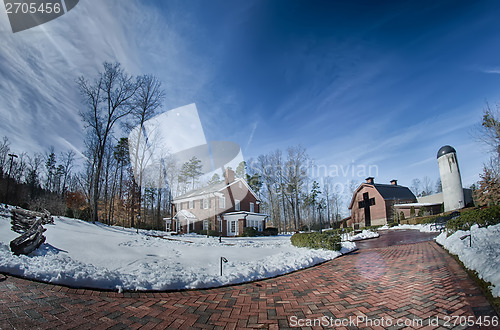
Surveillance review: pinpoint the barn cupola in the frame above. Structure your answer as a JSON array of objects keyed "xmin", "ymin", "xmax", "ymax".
[
  {"xmin": 390, "ymin": 179, "xmax": 398, "ymax": 185},
  {"xmin": 365, "ymin": 177, "xmax": 374, "ymax": 184}
]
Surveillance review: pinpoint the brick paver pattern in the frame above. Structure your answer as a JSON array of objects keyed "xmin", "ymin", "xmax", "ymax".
[{"xmin": 0, "ymin": 239, "xmax": 497, "ymax": 329}]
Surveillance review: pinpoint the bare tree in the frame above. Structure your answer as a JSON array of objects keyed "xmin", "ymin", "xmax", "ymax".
[
  {"xmin": 285, "ymin": 146, "xmax": 308, "ymax": 230},
  {"xmin": 59, "ymin": 150, "xmax": 76, "ymax": 197},
  {"xmin": 0, "ymin": 137, "xmax": 11, "ymax": 178},
  {"xmin": 410, "ymin": 178, "xmax": 421, "ymax": 197},
  {"xmin": 421, "ymin": 176, "xmax": 433, "ymax": 197},
  {"xmin": 435, "ymin": 178, "xmax": 442, "ymax": 193},
  {"xmin": 476, "ymin": 102, "xmax": 500, "ymax": 158},
  {"xmin": 78, "ymin": 62, "xmax": 139, "ymax": 222}
]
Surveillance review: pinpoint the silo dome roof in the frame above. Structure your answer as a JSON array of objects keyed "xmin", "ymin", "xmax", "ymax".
[{"xmin": 437, "ymin": 145, "xmax": 456, "ymax": 158}]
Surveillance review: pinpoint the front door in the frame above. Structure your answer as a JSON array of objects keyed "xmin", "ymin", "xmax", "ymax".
[{"xmin": 227, "ymin": 219, "xmax": 238, "ymax": 236}]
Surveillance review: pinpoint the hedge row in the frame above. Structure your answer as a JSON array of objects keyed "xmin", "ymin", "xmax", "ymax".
[
  {"xmin": 324, "ymin": 227, "xmax": 353, "ymax": 236},
  {"xmin": 446, "ymin": 206, "xmax": 500, "ymax": 232},
  {"xmin": 290, "ymin": 232, "xmax": 341, "ymax": 251}
]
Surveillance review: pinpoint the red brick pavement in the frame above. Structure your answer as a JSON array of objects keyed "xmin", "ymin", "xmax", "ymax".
[{"xmin": 0, "ymin": 239, "xmax": 497, "ymax": 329}]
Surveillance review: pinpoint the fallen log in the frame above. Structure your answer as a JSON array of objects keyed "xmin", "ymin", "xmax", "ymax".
[
  {"xmin": 10, "ymin": 219, "xmax": 46, "ymax": 255},
  {"xmin": 12, "ymin": 208, "xmax": 53, "ymax": 224},
  {"xmin": 11, "ymin": 212, "xmax": 37, "ymax": 234}
]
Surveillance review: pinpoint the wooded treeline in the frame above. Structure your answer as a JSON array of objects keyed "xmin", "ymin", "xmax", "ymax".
[{"xmin": 244, "ymin": 146, "xmax": 344, "ymax": 233}]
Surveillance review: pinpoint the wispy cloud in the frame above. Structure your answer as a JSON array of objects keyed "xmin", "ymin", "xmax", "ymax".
[{"xmin": 0, "ymin": 0, "xmax": 212, "ymax": 159}]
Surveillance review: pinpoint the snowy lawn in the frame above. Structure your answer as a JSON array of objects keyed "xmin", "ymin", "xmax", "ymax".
[
  {"xmin": 0, "ymin": 211, "xmax": 356, "ymax": 291},
  {"xmin": 436, "ymin": 224, "xmax": 500, "ymax": 298}
]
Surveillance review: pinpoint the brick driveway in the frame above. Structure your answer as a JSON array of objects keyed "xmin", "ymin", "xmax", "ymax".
[{"xmin": 0, "ymin": 231, "xmax": 497, "ymax": 329}]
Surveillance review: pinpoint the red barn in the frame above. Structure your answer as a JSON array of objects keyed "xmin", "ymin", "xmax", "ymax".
[{"xmin": 348, "ymin": 177, "xmax": 416, "ymax": 228}]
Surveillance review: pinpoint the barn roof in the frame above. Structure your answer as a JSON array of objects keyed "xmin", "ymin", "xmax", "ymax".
[{"xmin": 372, "ymin": 183, "xmax": 416, "ymax": 201}]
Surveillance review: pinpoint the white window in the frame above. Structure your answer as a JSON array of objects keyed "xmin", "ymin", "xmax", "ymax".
[
  {"xmin": 203, "ymin": 220, "xmax": 208, "ymax": 230},
  {"xmin": 231, "ymin": 221, "xmax": 236, "ymax": 233},
  {"xmin": 189, "ymin": 200, "xmax": 194, "ymax": 209},
  {"xmin": 218, "ymin": 217, "xmax": 223, "ymax": 232},
  {"xmin": 235, "ymin": 199, "xmax": 240, "ymax": 211},
  {"xmin": 203, "ymin": 198, "xmax": 208, "ymax": 209},
  {"xmin": 250, "ymin": 202, "xmax": 254, "ymax": 213},
  {"xmin": 239, "ymin": 181, "xmax": 242, "ymax": 189},
  {"xmin": 219, "ymin": 196, "xmax": 226, "ymax": 209}
]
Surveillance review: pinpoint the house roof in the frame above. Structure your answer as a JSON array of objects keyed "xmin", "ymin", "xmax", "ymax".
[
  {"xmin": 349, "ymin": 182, "xmax": 417, "ymax": 209},
  {"xmin": 174, "ymin": 181, "xmax": 227, "ymax": 200},
  {"xmin": 173, "ymin": 178, "xmax": 259, "ymax": 202}
]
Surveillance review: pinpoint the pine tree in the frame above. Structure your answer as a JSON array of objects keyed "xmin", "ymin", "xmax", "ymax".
[{"xmin": 180, "ymin": 157, "xmax": 203, "ymax": 190}]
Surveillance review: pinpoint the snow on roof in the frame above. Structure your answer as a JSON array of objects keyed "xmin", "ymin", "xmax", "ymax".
[
  {"xmin": 393, "ymin": 202, "xmax": 442, "ymax": 208},
  {"xmin": 174, "ymin": 210, "xmax": 198, "ymax": 219},
  {"xmin": 173, "ymin": 177, "xmax": 259, "ymax": 202}
]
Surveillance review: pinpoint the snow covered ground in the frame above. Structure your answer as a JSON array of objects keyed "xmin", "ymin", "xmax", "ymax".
[
  {"xmin": 0, "ymin": 209, "xmax": 356, "ymax": 291},
  {"xmin": 346, "ymin": 230, "xmax": 380, "ymax": 241},
  {"xmin": 379, "ymin": 223, "xmax": 440, "ymax": 233},
  {"xmin": 436, "ymin": 224, "xmax": 500, "ymax": 298}
]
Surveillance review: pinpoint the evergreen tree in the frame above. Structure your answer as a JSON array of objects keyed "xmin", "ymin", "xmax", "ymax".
[{"xmin": 180, "ymin": 157, "xmax": 203, "ymax": 190}]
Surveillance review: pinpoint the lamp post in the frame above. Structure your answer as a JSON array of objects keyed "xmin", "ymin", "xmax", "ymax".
[
  {"xmin": 220, "ymin": 257, "xmax": 228, "ymax": 276},
  {"xmin": 5, "ymin": 153, "xmax": 18, "ymax": 204},
  {"xmin": 317, "ymin": 203, "xmax": 323, "ymax": 233}
]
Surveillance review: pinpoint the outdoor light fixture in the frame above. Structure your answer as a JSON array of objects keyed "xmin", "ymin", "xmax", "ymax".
[
  {"xmin": 220, "ymin": 257, "xmax": 228, "ymax": 276},
  {"xmin": 460, "ymin": 233, "xmax": 472, "ymax": 247}
]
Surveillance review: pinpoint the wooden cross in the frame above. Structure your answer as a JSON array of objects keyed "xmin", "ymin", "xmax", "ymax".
[{"xmin": 358, "ymin": 192, "xmax": 375, "ymax": 227}]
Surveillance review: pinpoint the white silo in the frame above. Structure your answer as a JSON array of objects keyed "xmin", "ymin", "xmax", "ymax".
[{"xmin": 437, "ymin": 145, "xmax": 465, "ymax": 212}]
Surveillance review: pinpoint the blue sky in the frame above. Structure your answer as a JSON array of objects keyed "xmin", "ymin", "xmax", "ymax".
[{"xmin": 1, "ymin": 0, "xmax": 500, "ymax": 198}]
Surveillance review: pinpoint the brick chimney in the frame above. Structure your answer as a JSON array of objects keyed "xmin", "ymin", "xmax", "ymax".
[
  {"xmin": 390, "ymin": 179, "xmax": 398, "ymax": 186},
  {"xmin": 225, "ymin": 168, "xmax": 235, "ymax": 185},
  {"xmin": 365, "ymin": 177, "xmax": 374, "ymax": 184}
]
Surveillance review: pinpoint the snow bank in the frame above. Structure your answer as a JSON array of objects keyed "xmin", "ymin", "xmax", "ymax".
[
  {"xmin": 0, "ymin": 212, "xmax": 356, "ymax": 291},
  {"xmin": 379, "ymin": 223, "xmax": 439, "ymax": 232},
  {"xmin": 436, "ymin": 224, "xmax": 500, "ymax": 298},
  {"xmin": 348, "ymin": 230, "xmax": 379, "ymax": 241}
]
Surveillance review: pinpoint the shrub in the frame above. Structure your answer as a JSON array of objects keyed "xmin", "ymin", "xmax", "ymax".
[
  {"xmin": 446, "ymin": 206, "xmax": 500, "ymax": 232},
  {"xmin": 263, "ymin": 227, "xmax": 278, "ymax": 236},
  {"xmin": 418, "ymin": 206, "xmax": 427, "ymax": 217},
  {"xmin": 241, "ymin": 227, "xmax": 259, "ymax": 237},
  {"xmin": 195, "ymin": 229, "xmax": 220, "ymax": 237},
  {"xmin": 290, "ymin": 231, "xmax": 341, "ymax": 251},
  {"xmin": 399, "ymin": 211, "xmax": 405, "ymax": 221},
  {"xmin": 410, "ymin": 206, "xmax": 415, "ymax": 218},
  {"xmin": 364, "ymin": 225, "xmax": 382, "ymax": 231}
]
